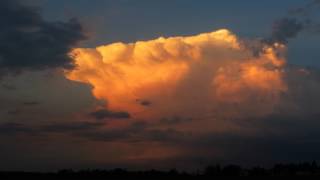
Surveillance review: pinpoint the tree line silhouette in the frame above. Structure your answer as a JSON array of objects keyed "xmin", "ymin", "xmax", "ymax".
[{"xmin": 1, "ymin": 161, "xmax": 320, "ymax": 178}]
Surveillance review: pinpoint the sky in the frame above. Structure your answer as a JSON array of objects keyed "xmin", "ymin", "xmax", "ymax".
[{"xmin": 0, "ymin": 0, "xmax": 320, "ymax": 171}]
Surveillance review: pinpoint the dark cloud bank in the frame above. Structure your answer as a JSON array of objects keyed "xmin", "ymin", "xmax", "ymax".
[
  {"xmin": 0, "ymin": 0, "xmax": 86, "ymax": 75},
  {"xmin": 89, "ymin": 109, "xmax": 131, "ymax": 120}
]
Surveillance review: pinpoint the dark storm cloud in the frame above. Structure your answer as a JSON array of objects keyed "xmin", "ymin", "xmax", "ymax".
[
  {"xmin": 0, "ymin": 0, "xmax": 86, "ymax": 75},
  {"xmin": 89, "ymin": 109, "xmax": 131, "ymax": 120},
  {"xmin": 266, "ymin": 18, "xmax": 304, "ymax": 44}
]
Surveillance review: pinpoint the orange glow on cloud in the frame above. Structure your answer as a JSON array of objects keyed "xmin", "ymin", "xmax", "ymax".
[{"xmin": 66, "ymin": 29, "xmax": 287, "ymax": 120}]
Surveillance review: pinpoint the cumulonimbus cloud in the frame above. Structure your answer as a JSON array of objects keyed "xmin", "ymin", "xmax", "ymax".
[{"xmin": 66, "ymin": 29, "xmax": 288, "ymax": 121}]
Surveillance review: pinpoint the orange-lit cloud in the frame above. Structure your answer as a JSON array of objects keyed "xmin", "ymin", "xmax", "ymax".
[{"xmin": 66, "ymin": 29, "xmax": 287, "ymax": 121}]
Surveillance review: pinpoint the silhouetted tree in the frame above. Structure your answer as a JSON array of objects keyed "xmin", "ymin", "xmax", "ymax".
[{"xmin": 2, "ymin": 161, "xmax": 320, "ymax": 178}]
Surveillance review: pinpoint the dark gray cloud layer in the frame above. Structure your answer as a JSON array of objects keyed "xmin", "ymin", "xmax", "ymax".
[
  {"xmin": 0, "ymin": 0, "xmax": 86, "ymax": 75},
  {"xmin": 89, "ymin": 109, "xmax": 131, "ymax": 120},
  {"xmin": 2, "ymin": 111, "xmax": 320, "ymax": 167},
  {"xmin": 267, "ymin": 18, "xmax": 304, "ymax": 44}
]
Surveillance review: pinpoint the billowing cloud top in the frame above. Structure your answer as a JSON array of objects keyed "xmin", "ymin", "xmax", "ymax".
[{"xmin": 66, "ymin": 29, "xmax": 287, "ymax": 121}]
